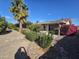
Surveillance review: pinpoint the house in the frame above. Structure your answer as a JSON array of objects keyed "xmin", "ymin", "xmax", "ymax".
[{"xmin": 37, "ymin": 18, "xmax": 72, "ymax": 35}]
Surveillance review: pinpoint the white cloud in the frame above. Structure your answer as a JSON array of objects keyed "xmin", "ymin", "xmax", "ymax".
[
  {"xmin": 4, "ymin": 16, "xmax": 17, "ymax": 24},
  {"xmin": 5, "ymin": 16, "xmax": 12, "ymax": 19},
  {"xmin": 47, "ymin": 13, "xmax": 52, "ymax": 16},
  {"xmin": 71, "ymin": 18, "xmax": 79, "ymax": 25}
]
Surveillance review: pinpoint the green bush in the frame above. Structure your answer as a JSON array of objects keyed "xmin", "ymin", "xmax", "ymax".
[
  {"xmin": 37, "ymin": 33, "xmax": 53, "ymax": 48},
  {"xmin": 0, "ymin": 17, "xmax": 7, "ymax": 33},
  {"xmin": 22, "ymin": 29, "xmax": 30, "ymax": 34},
  {"xmin": 22, "ymin": 30, "xmax": 27, "ymax": 34},
  {"xmin": 8, "ymin": 23, "xmax": 18, "ymax": 30},
  {"xmin": 26, "ymin": 21, "xmax": 32, "ymax": 28},
  {"xmin": 28, "ymin": 24, "xmax": 40, "ymax": 32},
  {"xmin": 25, "ymin": 31, "xmax": 38, "ymax": 41},
  {"xmin": 24, "ymin": 29, "xmax": 53, "ymax": 48},
  {"xmin": 49, "ymin": 30, "xmax": 58, "ymax": 35},
  {"xmin": 49, "ymin": 30, "xmax": 55, "ymax": 35}
]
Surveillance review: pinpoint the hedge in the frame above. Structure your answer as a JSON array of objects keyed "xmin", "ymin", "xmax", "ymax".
[
  {"xmin": 25, "ymin": 31, "xmax": 38, "ymax": 41},
  {"xmin": 0, "ymin": 17, "xmax": 7, "ymax": 33},
  {"xmin": 28, "ymin": 24, "xmax": 41, "ymax": 32},
  {"xmin": 24, "ymin": 30, "xmax": 53, "ymax": 48}
]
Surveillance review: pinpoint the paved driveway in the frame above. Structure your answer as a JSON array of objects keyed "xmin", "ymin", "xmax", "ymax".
[{"xmin": 0, "ymin": 31, "xmax": 31, "ymax": 59}]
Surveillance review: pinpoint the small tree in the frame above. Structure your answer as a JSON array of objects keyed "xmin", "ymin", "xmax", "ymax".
[{"xmin": 10, "ymin": 0, "xmax": 28, "ymax": 32}]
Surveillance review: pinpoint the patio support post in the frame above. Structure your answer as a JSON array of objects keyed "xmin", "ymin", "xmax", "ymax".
[
  {"xmin": 58, "ymin": 24, "xmax": 61, "ymax": 36},
  {"xmin": 46, "ymin": 25, "xmax": 49, "ymax": 31}
]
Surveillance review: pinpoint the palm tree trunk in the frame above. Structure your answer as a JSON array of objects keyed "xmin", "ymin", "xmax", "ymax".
[{"xmin": 19, "ymin": 21, "xmax": 22, "ymax": 32}]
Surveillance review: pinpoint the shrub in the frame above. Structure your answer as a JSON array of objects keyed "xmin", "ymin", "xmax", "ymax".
[
  {"xmin": 28, "ymin": 24, "xmax": 41, "ymax": 32},
  {"xmin": 0, "ymin": 17, "xmax": 7, "ymax": 33},
  {"xmin": 49, "ymin": 30, "xmax": 55, "ymax": 35},
  {"xmin": 8, "ymin": 23, "xmax": 18, "ymax": 30},
  {"xmin": 24, "ymin": 29, "xmax": 53, "ymax": 48},
  {"xmin": 26, "ymin": 21, "xmax": 32, "ymax": 28},
  {"xmin": 25, "ymin": 31, "xmax": 38, "ymax": 41},
  {"xmin": 22, "ymin": 29, "xmax": 30, "ymax": 34},
  {"xmin": 0, "ymin": 28, "xmax": 2, "ymax": 32},
  {"xmin": 37, "ymin": 33, "xmax": 53, "ymax": 48},
  {"xmin": 49, "ymin": 30, "xmax": 58, "ymax": 35}
]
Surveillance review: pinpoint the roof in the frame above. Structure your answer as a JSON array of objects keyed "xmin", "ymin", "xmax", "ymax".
[{"xmin": 37, "ymin": 18, "xmax": 71, "ymax": 25}]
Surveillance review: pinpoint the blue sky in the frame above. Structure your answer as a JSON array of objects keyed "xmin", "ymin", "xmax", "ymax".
[{"xmin": 0, "ymin": 0, "xmax": 79, "ymax": 25}]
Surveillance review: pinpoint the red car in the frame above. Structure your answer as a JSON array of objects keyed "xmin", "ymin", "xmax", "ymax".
[{"xmin": 60, "ymin": 24, "xmax": 77, "ymax": 35}]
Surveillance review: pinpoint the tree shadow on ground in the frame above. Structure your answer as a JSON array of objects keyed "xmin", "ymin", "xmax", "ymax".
[
  {"xmin": 15, "ymin": 47, "xmax": 30, "ymax": 59},
  {"xmin": 0, "ymin": 30, "xmax": 12, "ymax": 35},
  {"xmin": 39, "ymin": 34, "xmax": 79, "ymax": 59}
]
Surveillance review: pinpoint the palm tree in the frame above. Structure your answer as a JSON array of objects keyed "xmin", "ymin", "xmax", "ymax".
[{"xmin": 10, "ymin": 0, "xmax": 28, "ymax": 32}]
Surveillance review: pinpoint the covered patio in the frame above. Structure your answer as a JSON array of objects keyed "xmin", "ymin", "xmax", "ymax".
[{"xmin": 37, "ymin": 19, "xmax": 72, "ymax": 35}]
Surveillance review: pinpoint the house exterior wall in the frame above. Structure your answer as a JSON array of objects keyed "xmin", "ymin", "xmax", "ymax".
[
  {"xmin": 41, "ymin": 24, "xmax": 47, "ymax": 31},
  {"xmin": 40, "ymin": 24, "xmax": 59, "ymax": 31},
  {"xmin": 40, "ymin": 19, "xmax": 72, "ymax": 35},
  {"xmin": 49, "ymin": 24, "xmax": 59, "ymax": 31}
]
